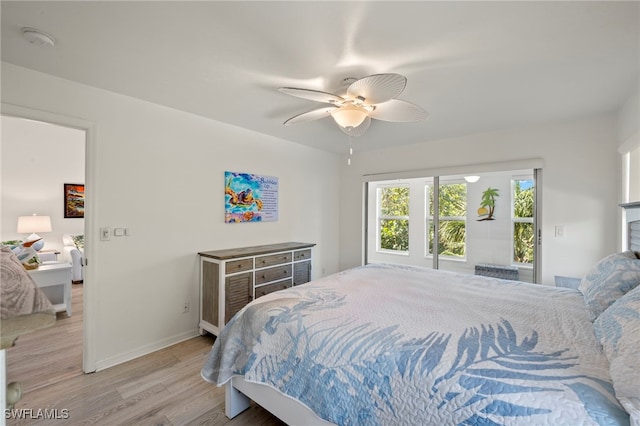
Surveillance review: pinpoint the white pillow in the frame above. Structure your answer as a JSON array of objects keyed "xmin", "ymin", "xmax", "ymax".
[
  {"xmin": 579, "ymin": 250, "xmax": 640, "ymax": 321},
  {"xmin": 62, "ymin": 234, "xmax": 75, "ymax": 246},
  {"xmin": 593, "ymin": 285, "xmax": 640, "ymax": 424}
]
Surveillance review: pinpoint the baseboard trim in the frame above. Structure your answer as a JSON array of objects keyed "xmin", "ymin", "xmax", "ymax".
[{"xmin": 94, "ymin": 328, "xmax": 201, "ymax": 372}]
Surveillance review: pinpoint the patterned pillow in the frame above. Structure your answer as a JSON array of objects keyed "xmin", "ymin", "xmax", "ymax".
[
  {"xmin": 1, "ymin": 247, "xmax": 53, "ymax": 319},
  {"xmin": 1, "ymin": 240, "xmax": 40, "ymax": 267},
  {"xmin": 71, "ymin": 234, "xmax": 84, "ymax": 249},
  {"xmin": 593, "ymin": 285, "xmax": 640, "ymax": 423},
  {"xmin": 579, "ymin": 250, "xmax": 640, "ymax": 321}
]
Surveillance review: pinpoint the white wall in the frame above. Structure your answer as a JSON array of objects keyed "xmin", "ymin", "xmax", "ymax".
[
  {"xmin": 617, "ymin": 79, "xmax": 639, "ymax": 146},
  {"xmin": 617, "ymin": 80, "xmax": 640, "ymax": 203},
  {"xmin": 340, "ymin": 115, "xmax": 620, "ymax": 285},
  {"xmin": 628, "ymin": 147, "xmax": 640, "ymax": 203},
  {"xmin": 1, "ymin": 62, "xmax": 341, "ymax": 370},
  {"xmin": 1, "ymin": 116, "xmax": 85, "ymax": 247}
]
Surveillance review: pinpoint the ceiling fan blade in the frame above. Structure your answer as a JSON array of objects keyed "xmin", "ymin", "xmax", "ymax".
[
  {"xmin": 369, "ymin": 99, "xmax": 428, "ymax": 122},
  {"xmin": 283, "ymin": 106, "xmax": 337, "ymax": 126},
  {"xmin": 279, "ymin": 87, "xmax": 344, "ymax": 104},
  {"xmin": 339, "ymin": 116, "xmax": 371, "ymax": 137},
  {"xmin": 347, "ymin": 73, "xmax": 407, "ymax": 104}
]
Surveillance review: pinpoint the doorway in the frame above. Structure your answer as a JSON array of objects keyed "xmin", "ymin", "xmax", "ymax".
[{"xmin": 1, "ymin": 104, "xmax": 95, "ymax": 372}]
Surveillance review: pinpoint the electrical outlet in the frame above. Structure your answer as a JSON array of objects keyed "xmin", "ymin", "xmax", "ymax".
[{"xmin": 182, "ymin": 301, "xmax": 190, "ymax": 314}]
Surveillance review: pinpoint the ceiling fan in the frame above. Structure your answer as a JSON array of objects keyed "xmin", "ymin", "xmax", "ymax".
[{"xmin": 279, "ymin": 73, "xmax": 428, "ymax": 137}]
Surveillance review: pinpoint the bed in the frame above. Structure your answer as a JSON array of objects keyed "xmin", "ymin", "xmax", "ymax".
[{"xmin": 201, "ymin": 217, "xmax": 640, "ymax": 425}]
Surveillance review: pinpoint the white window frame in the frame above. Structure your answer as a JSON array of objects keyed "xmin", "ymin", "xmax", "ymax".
[
  {"xmin": 511, "ymin": 176, "xmax": 534, "ymax": 266},
  {"xmin": 376, "ymin": 184, "xmax": 410, "ymax": 255},
  {"xmin": 426, "ymin": 179, "xmax": 468, "ymax": 260}
]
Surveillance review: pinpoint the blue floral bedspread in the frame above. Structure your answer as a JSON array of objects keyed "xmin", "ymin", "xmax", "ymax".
[{"xmin": 202, "ymin": 263, "xmax": 630, "ymax": 425}]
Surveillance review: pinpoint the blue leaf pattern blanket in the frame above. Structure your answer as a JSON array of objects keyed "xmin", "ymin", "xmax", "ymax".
[{"xmin": 202, "ymin": 263, "xmax": 630, "ymax": 425}]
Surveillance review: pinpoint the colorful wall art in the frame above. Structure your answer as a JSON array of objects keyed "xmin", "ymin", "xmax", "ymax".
[
  {"xmin": 64, "ymin": 183, "xmax": 85, "ymax": 218},
  {"xmin": 225, "ymin": 171, "xmax": 278, "ymax": 223}
]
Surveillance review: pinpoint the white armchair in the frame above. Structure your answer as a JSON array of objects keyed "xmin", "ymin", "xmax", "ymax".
[{"xmin": 61, "ymin": 234, "xmax": 83, "ymax": 283}]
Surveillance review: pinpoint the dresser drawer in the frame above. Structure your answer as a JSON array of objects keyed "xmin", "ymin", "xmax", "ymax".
[
  {"xmin": 294, "ymin": 249, "xmax": 311, "ymax": 261},
  {"xmin": 225, "ymin": 258, "xmax": 253, "ymax": 274},
  {"xmin": 256, "ymin": 264, "xmax": 292, "ymax": 285},
  {"xmin": 256, "ymin": 252, "xmax": 292, "ymax": 268},
  {"xmin": 255, "ymin": 279, "xmax": 292, "ymax": 299}
]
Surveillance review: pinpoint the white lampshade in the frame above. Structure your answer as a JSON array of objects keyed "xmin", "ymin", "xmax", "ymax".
[
  {"xmin": 17, "ymin": 215, "xmax": 52, "ymax": 251},
  {"xmin": 330, "ymin": 106, "xmax": 368, "ymax": 128},
  {"xmin": 464, "ymin": 176, "xmax": 480, "ymax": 183},
  {"xmin": 17, "ymin": 214, "xmax": 52, "ymax": 234}
]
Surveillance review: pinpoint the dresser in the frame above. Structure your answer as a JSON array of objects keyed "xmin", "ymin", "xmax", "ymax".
[{"xmin": 198, "ymin": 242, "xmax": 315, "ymax": 336}]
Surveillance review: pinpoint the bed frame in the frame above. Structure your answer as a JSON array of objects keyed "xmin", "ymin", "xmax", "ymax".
[
  {"xmin": 226, "ymin": 376, "xmax": 333, "ymax": 425},
  {"xmin": 224, "ymin": 202, "xmax": 640, "ymax": 425}
]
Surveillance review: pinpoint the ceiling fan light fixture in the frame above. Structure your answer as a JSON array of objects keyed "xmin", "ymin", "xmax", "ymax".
[
  {"xmin": 330, "ymin": 105, "xmax": 368, "ymax": 128},
  {"xmin": 279, "ymin": 73, "xmax": 426, "ymax": 137}
]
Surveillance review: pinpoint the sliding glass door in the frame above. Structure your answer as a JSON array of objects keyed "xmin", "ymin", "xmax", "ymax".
[{"xmin": 365, "ymin": 168, "xmax": 541, "ymax": 283}]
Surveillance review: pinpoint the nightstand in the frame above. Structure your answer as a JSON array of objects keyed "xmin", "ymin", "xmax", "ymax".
[{"xmin": 27, "ymin": 263, "xmax": 72, "ymax": 316}]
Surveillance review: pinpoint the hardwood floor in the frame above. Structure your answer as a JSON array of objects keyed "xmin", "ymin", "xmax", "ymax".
[{"xmin": 5, "ymin": 284, "xmax": 285, "ymax": 425}]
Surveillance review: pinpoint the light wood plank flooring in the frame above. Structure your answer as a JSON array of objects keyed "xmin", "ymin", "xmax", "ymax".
[{"xmin": 5, "ymin": 284, "xmax": 285, "ymax": 425}]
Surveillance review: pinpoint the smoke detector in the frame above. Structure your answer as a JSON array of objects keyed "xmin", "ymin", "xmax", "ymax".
[{"xmin": 21, "ymin": 27, "xmax": 55, "ymax": 47}]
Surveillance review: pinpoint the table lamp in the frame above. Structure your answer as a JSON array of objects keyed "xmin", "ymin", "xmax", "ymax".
[{"xmin": 17, "ymin": 214, "xmax": 52, "ymax": 251}]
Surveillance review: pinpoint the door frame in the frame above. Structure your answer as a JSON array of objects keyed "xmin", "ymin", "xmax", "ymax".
[{"xmin": 2, "ymin": 103, "xmax": 97, "ymax": 372}]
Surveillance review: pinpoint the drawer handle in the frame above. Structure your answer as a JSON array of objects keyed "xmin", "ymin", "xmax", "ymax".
[
  {"xmin": 283, "ymin": 270, "xmax": 288, "ymax": 274},
  {"xmin": 262, "ymin": 275, "xmax": 266, "ymax": 280}
]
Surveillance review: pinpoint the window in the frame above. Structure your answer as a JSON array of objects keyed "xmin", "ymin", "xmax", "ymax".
[
  {"xmin": 512, "ymin": 178, "xmax": 534, "ymax": 264},
  {"xmin": 427, "ymin": 182, "xmax": 467, "ymax": 258},
  {"xmin": 378, "ymin": 185, "xmax": 409, "ymax": 252}
]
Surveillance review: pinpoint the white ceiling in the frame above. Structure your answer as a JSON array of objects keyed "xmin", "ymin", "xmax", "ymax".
[{"xmin": 1, "ymin": 1, "xmax": 639, "ymax": 154}]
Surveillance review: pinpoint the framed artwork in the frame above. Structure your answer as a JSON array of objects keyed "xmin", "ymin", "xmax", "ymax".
[
  {"xmin": 64, "ymin": 183, "xmax": 85, "ymax": 218},
  {"xmin": 225, "ymin": 171, "xmax": 278, "ymax": 223}
]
